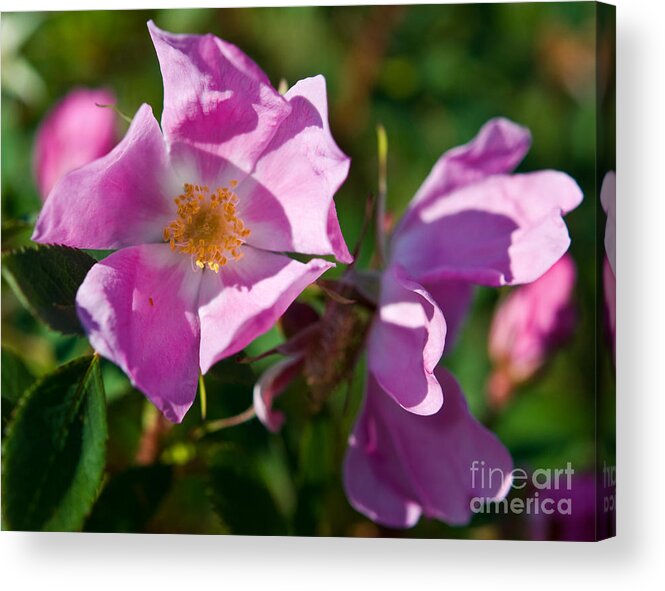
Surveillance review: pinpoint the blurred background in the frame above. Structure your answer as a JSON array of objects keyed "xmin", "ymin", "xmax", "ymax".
[{"xmin": 1, "ymin": 3, "xmax": 612, "ymax": 538}]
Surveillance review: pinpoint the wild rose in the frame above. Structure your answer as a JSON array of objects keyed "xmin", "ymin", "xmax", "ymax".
[
  {"xmin": 487, "ymin": 253, "xmax": 577, "ymax": 408},
  {"xmin": 34, "ymin": 88, "xmax": 117, "ymax": 200},
  {"xmin": 343, "ymin": 119, "xmax": 582, "ymax": 526},
  {"xmin": 254, "ymin": 118, "xmax": 583, "ymax": 527},
  {"xmin": 32, "ymin": 22, "xmax": 351, "ymax": 422}
]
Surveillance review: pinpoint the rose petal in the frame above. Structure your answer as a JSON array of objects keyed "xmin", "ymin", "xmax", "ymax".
[
  {"xmin": 197, "ymin": 247, "xmax": 333, "ymax": 373},
  {"xmin": 34, "ymin": 88, "xmax": 117, "ymax": 200},
  {"xmin": 32, "ymin": 104, "xmax": 177, "ymax": 249},
  {"xmin": 397, "ymin": 118, "xmax": 531, "ymax": 237},
  {"xmin": 238, "ymin": 76, "xmax": 352, "ymax": 263},
  {"xmin": 391, "ymin": 171, "xmax": 583, "ymax": 286},
  {"xmin": 76, "ymin": 244, "xmax": 202, "ymax": 423},
  {"xmin": 148, "ymin": 21, "xmax": 291, "ymax": 177},
  {"xmin": 343, "ymin": 368, "xmax": 513, "ymax": 528},
  {"xmin": 367, "ymin": 266, "xmax": 446, "ymax": 416},
  {"xmin": 420, "ymin": 278, "xmax": 474, "ymax": 354}
]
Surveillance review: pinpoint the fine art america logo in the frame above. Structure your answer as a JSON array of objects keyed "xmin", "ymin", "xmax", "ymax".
[{"xmin": 469, "ymin": 461, "xmax": 576, "ymax": 516}]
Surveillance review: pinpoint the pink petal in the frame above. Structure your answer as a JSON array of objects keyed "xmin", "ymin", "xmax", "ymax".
[
  {"xmin": 367, "ymin": 266, "xmax": 446, "ymax": 416},
  {"xmin": 600, "ymin": 171, "xmax": 616, "ymax": 274},
  {"xmin": 197, "ymin": 247, "xmax": 333, "ymax": 373},
  {"xmin": 419, "ymin": 279, "xmax": 474, "ymax": 354},
  {"xmin": 344, "ymin": 368, "xmax": 513, "ymax": 528},
  {"xmin": 238, "ymin": 76, "xmax": 352, "ymax": 263},
  {"xmin": 391, "ymin": 171, "xmax": 583, "ymax": 286},
  {"xmin": 32, "ymin": 104, "xmax": 177, "ymax": 249},
  {"xmin": 488, "ymin": 253, "xmax": 577, "ymax": 383},
  {"xmin": 253, "ymin": 355, "xmax": 304, "ymax": 433},
  {"xmin": 397, "ymin": 118, "xmax": 531, "ymax": 236},
  {"xmin": 148, "ymin": 21, "xmax": 291, "ymax": 177},
  {"xmin": 34, "ymin": 88, "xmax": 117, "ymax": 200},
  {"xmin": 76, "ymin": 244, "xmax": 202, "ymax": 423}
]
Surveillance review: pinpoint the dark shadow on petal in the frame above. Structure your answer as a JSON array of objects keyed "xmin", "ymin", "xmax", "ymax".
[{"xmin": 393, "ymin": 209, "xmax": 519, "ymax": 284}]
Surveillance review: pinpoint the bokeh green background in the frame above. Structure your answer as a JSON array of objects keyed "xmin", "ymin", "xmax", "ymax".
[{"xmin": 1, "ymin": 3, "xmax": 611, "ymax": 538}]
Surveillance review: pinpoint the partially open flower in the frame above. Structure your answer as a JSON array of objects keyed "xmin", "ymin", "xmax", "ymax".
[
  {"xmin": 32, "ymin": 22, "xmax": 351, "ymax": 422},
  {"xmin": 34, "ymin": 87, "xmax": 117, "ymax": 200},
  {"xmin": 487, "ymin": 253, "xmax": 577, "ymax": 407}
]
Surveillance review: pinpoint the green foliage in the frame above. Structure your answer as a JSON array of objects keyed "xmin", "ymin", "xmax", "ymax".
[
  {"xmin": 2, "ymin": 355, "xmax": 107, "ymax": 531},
  {"xmin": 1, "ymin": 346, "xmax": 35, "ymax": 434},
  {"xmin": 207, "ymin": 450, "xmax": 288, "ymax": 536},
  {"xmin": 1, "ymin": 220, "xmax": 34, "ymax": 252},
  {"xmin": 84, "ymin": 465, "xmax": 173, "ymax": 533},
  {"xmin": 2, "ymin": 244, "xmax": 96, "ymax": 335}
]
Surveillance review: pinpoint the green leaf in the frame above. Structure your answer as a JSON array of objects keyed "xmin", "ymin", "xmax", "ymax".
[
  {"xmin": 2, "ymin": 244, "xmax": 97, "ymax": 335},
  {"xmin": 84, "ymin": 465, "xmax": 173, "ymax": 533},
  {"xmin": 208, "ymin": 453, "xmax": 288, "ymax": 536},
  {"xmin": 2, "ymin": 355, "xmax": 107, "ymax": 531},
  {"xmin": 1, "ymin": 220, "xmax": 33, "ymax": 252},
  {"xmin": 1, "ymin": 346, "xmax": 35, "ymax": 434}
]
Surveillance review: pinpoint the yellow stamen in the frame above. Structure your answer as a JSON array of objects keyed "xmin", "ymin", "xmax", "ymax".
[{"xmin": 163, "ymin": 181, "xmax": 250, "ymax": 272}]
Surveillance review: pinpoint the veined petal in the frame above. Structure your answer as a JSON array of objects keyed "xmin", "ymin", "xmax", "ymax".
[
  {"xmin": 391, "ymin": 171, "xmax": 583, "ymax": 286},
  {"xmin": 253, "ymin": 355, "xmax": 304, "ymax": 433},
  {"xmin": 148, "ymin": 21, "xmax": 291, "ymax": 176},
  {"xmin": 32, "ymin": 104, "xmax": 176, "ymax": 249},
  {"xmin": 34, "ymin": 88, "xmax": 117, "ymax": 200},
  {"xmin": 238, "ymin": 76, "xmax": 351, "ymax": 263},
  {"xmin": 197, "ymin": 247, "xmax": 333, "ymax": 373},
  {"xmin": 76, "ymin": 244, "xmax": 202, "ymax": 423},
  {"xmin": 367, "ymin": 266, "xmax": 446, "ymax": 416},
  {"xmin": 343, "ymin": 369, "xmax": 513, "ymax": 528}
]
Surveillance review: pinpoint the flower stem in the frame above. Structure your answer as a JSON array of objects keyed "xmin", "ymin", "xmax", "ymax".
[
  {"xmin": 191, "ymin": 405, "xmax": 256, "ymax": 440},
  {"xmin": 94, "ymin": 102, "xmax": 132, "ymax": 124},
  {"xmin": 375, "ymin": 123, "xmax": 388, "ymax": 267},
  {"xmin": 199, "ymin": 372, "xmax": 207, "ymax": 421}
]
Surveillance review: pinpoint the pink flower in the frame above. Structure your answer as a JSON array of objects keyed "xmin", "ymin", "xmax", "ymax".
[
  {"xmin": 343, "ymin": 119, "xmax": 581, "ymax": 526},
  {"xmin": 32, "ymin": 22, "xmax": 351, "ymax": 422},
  {"xmin": 34, "ymin": 88, "xmax": 117, "ymax": 200},
  {"xmin": 487, "ymin": 253, "xmax": 577, "ymax": 406},
  {"xmin": 255, "ymin": 118, "xmax": 582, "ymax": 527}
]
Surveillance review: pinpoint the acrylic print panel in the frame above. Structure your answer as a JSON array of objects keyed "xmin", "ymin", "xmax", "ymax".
[{"xmin": 1, "ymin": 2, "xmax": 615, "ymax": 540}]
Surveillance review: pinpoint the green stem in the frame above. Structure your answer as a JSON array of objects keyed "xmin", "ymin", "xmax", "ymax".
[
  {"xmin": 199, "ymin": 372, "xmax": 207, "ymax": 421},
  {"xmin": 375, "ymin": 124, "xmax": 388, "ymax": 268}
]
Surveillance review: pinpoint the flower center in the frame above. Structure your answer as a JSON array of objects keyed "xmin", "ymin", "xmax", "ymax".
[{"xmin": 163, "ymin": 181, "xmax": 250, "ymax": 272}]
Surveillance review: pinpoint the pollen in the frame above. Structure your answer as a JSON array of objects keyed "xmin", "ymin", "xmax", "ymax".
[{"xmin": 163, "ymin": 182, "xmax": 250, "ymax": 272}]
